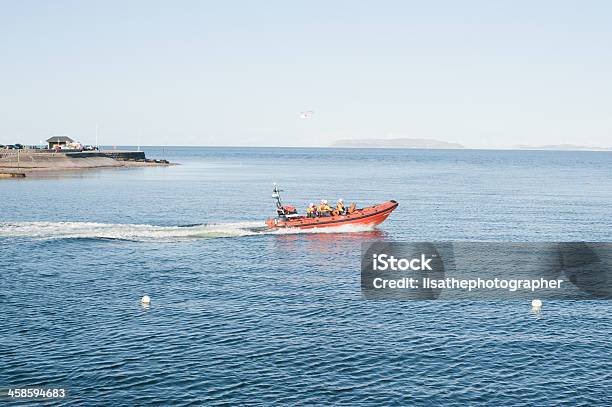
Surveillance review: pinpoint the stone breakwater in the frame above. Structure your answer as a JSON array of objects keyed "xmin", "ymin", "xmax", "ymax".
[{"xmin": 0, "ymin": 150, "xmax": 173, "ymax": 177}]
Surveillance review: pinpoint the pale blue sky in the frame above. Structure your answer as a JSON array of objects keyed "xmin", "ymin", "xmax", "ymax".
[{"xmin": 1, "ymin": 0, "xmax": 611, "ymax": 147}]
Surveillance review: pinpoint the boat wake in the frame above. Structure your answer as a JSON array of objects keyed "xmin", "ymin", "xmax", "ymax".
[
  {"xmin": 0, "ymin": 221, "xmax": 265, "ymax": 241},
  {"xmin": 271, "ymin": 223, "xmax": 377, "ymax": 235},
  {"xmin": 0, "ymin": 221, "xmax": 377, "ymax": 241}
]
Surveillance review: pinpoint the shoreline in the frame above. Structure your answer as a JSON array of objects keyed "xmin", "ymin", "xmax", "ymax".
[
  {"xmin": 0, "ymin": 152, "xmax": 176, "ymax": 179},
  {"xmin": 0, "ymin": 161, "xmax": 176, "ymax": 178}
]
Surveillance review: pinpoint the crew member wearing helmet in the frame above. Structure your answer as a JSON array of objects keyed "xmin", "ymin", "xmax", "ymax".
[
  {"xmin": 318, "ymin": 199, "xmax": 332, "ymax": 216},
  {"xmin": 306, "ymin": 203, "xmax": 317, "ymax": 218},
  {"xmin": 334, "ymin": 198, "xmax": 346, "ymax": 216}
]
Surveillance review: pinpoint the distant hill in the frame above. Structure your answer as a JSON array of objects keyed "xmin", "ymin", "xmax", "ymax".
[
  {"xmin": 331, "ymin": 138, "xmax": 464, "ymax": 149},
  {"xmin": 514, "ymin": 144, "xmax": 612, "ymax": 151}
]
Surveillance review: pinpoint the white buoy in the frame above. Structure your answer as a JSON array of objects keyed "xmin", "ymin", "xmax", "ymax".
[
  {"xmin": 141, "ymin": 295, "xmax": 151, "ymax": 305},
  {"xmin": 531, "ymin": 299, "xmax": 542, "ymax": 308}
]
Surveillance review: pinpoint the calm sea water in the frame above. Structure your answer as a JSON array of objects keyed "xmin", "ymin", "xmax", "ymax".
[{"xmin": 1, "ymin": 147, "xmax": 611, "ymax": 405}]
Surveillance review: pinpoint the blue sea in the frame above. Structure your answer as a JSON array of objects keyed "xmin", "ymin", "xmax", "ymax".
[{"xmin": 1, "ymin": 147, "xmax": 611, "ymax": 405}]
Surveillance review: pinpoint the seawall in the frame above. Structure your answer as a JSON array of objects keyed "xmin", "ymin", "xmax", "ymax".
[
  {"xmin": 0, "ymin": 151, "xmax": 122, "ymax": 169},
  {"xmin": 66, "ymin": 151, "xmax": 147, "ymax": 160},
  {"xmin": 0, "ymin": 150, "xmax": 146, "ymax": 168},
  {"xmin": 0, "ymin": 150, "xmax": 174, "ymax": 179}
]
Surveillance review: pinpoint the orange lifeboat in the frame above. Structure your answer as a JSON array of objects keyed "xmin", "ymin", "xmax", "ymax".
[{"xmin": 265, "ymin": 184, "xmax": 398, "ymax": 230}]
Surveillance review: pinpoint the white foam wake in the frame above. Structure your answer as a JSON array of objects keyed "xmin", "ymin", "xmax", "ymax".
[
  {"xmin": 270, "ymin": 223, "xmax": 377, "ymax": 235},
  {"xmin": 0, "ymin": 221, "xmax": 377, "ymax": 241},
  {"xmin": 0, "ymin": 221, "xmax": 265, "ymax": 241}
]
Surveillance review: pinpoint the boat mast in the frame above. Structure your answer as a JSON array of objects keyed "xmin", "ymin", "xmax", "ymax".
[{"xmin": 272, "ymin": 183, "xmax": 283, "ymax": 210}]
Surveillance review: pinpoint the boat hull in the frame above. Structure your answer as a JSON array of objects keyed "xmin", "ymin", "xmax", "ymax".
[{"xmin": 266, "ymin": 200, "xmax": 398, "ymax": 230}]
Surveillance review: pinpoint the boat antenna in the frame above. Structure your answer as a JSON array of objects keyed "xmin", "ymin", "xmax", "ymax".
[{"xmin": 272, "ymin": 183, "xmax": 283, "ymax": 210}]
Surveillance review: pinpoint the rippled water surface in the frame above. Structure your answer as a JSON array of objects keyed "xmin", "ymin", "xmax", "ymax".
[{"xmin": 1, "ymin": 148, "xmax": 611, "ymax": 405}]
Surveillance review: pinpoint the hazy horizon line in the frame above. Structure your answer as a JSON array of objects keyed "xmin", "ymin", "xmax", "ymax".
[{"xmin": 90, "ymin": 144, "xmax": 612, "ymax": 152}]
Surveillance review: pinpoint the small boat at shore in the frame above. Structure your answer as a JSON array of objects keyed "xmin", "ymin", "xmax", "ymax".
[{"xmin": 265, "ymin": 184, "xmax": 398, "ymax": 230}]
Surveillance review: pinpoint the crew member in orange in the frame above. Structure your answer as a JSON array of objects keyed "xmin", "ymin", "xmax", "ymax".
[
  {"xmin": 333, "ymin": 198, "xmax": 346, "ymax": 216},
  {"xmin": 318, "ymin": 199, "xmax": 332, "ymax": 216},
  {"xmin": 306, "ymin": 203, "xmax": 317, "ymax": 218}
]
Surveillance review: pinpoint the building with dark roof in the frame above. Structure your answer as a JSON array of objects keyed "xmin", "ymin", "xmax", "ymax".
[{"xmin": 46, "ymin": 136, "xmax": 74, "ymax": 149}]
